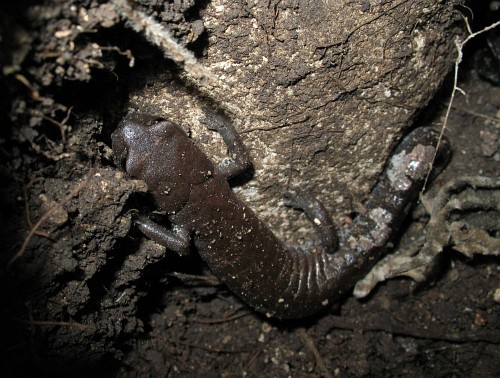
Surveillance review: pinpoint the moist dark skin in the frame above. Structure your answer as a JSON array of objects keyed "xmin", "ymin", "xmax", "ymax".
[{"xmin": 112, "ymin": 113, "xmax": 449, "ymax": 319}]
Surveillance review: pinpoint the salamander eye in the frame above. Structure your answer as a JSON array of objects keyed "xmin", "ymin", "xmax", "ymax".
[
  {"xmin": 115, "ymin": 147, "xmax": 128, "ymax": 170},
  {"xmin": 141, "ymin": 115, "xmax": 167, "ymax": 127},
  {"xmin": 150, "ymin": 116, "xmax": 165, "ymax": 125},
  {"xmin": 111, "ymin": 142, "xmax": 127, "ymax": 169},
  {"xmin": 111, "ymin": 126, "xmax": 129, "ymax": 170}
]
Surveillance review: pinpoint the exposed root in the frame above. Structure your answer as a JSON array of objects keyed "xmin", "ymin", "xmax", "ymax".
[
  {"xmin": 422, "ymin": 18, "xmax": 500, "ymax": 191},
  {"xmin": 5, "ymin": 170, "xmax": 94, "ymax": 270},
  {"xmin": 354, "ymin": 176, "xmax": 500, "ymax": 298},
  {"xmin": 110, "ymin": 0, "xmax": 245, "ymax": 121}
]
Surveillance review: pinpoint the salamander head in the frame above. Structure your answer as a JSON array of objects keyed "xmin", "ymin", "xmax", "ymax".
[{"xmin": 111, "ymin": 114, "xmax": 182, "ymax": 177}]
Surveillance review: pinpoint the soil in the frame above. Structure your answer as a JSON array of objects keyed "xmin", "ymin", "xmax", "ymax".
[{"xmin": 0, "ymin": 1, "xmax": 498, "ymax": 377}]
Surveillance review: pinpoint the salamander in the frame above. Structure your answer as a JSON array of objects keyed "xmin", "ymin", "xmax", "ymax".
[{"xmin": 111, "ymin": 112, "xmax": 450, "ymax": 319}]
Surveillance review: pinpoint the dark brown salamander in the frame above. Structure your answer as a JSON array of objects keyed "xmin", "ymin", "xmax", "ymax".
[{"xmin": 112, "ymin": 113, "xmax": 449, "ymax": 319}]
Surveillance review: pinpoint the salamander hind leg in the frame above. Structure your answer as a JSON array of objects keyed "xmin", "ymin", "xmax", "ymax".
[{"xmin": 283, "ymin": 191, "xmax": 338, "ymax": 254}]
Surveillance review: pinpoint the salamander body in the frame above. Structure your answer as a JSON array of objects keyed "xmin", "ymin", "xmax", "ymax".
[{"xmin": 112, "ymin": 113, "xmax": 449, "ymax": 319}]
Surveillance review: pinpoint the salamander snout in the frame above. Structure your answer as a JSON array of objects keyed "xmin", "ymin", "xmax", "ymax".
[
  {"xmin": 111, "ymin": 114, "xmax": 180, "ymax": 172},
  {"xmin": 111, "ymin": 119, "xmax": 146, "ymax": 171}
]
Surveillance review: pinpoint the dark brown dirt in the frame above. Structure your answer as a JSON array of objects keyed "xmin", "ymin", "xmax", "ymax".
[{"xmin": 0, "ymin": 1, "xmax": 498, "ymax": 377}]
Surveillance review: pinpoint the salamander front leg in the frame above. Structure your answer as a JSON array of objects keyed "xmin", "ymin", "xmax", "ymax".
[
  {"xmin": 283, "ymin": 191, "xmax": 338, "ymax": 253},
  {"xmin": 204, "ymin": 111, "xmax": 251, "ymax": 180},
  {"xmin": 134, "ymin": 215, "xmax": 190, "ymax": 256}
]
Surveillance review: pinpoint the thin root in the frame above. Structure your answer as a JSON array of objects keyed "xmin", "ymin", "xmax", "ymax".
[{"xmin": 6, "ymin": 170, "xmax": 94, "ymax": 270}]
